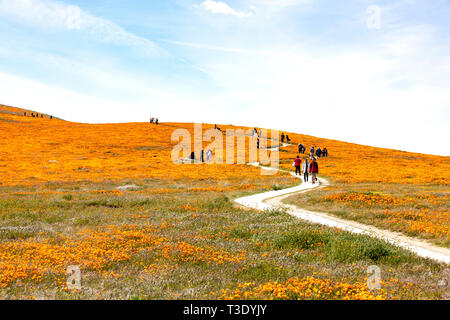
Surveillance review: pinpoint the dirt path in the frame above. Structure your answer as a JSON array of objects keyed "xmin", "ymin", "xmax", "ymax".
[{"xmin": 235, "ymin": 144, "xmax": 450, "ymax": 264}]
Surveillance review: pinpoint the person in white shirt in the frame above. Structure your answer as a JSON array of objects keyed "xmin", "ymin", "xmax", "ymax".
[{"xmin": 302, "ymin": 158, "xmax": 309, "ymax": 182}]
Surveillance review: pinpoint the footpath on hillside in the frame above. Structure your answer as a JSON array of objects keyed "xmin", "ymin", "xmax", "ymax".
[{"xmin": 235, "ymin": 142, "xmax": 450, "ymax": 264}]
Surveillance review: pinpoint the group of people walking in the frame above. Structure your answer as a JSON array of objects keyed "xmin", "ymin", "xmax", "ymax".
[
  {"xmin": 281, "ymin": 133, "xmax": 291, "ymax": 143},
  {"xmin": 190, "ymin": 150, "xmax": 213, "ymax": 163},
  {"xmin": 293, "ymin": 155, "xmax": 319, "ymax": 184},
  {"xmin": 149, "ymin": 117, "xmax": 159, "ymax": 125},
  {"xmin": 293, "ymin": 142, "xmax": 327, "ymax": 184},
  {"xmin": 24, "ymin": 112, "xmax": 52, "ymax": 119},
  {"xmin": 298, "ymin": 144, "xmax": 328, "ymax": 158},
  {"xmin": 295, "ymin": 142, "xmax": 329, "ymax": 183}
]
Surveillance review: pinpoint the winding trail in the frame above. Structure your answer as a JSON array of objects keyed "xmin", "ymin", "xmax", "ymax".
[{"xmin": 235, "ymin": 143, "xmax": 450, "ymax": 264}]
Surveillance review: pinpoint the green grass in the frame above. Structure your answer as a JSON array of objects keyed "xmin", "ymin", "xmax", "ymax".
[{"xmin": 0, "ymin": 177, "xmax": 448, "ymax": 300}]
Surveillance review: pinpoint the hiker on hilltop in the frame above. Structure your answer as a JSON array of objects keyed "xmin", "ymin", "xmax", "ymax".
[
  {"xmin": 253, "ymin": 128, "xmax": 258, "ymax": 137},
  {"xmin": 302, "ymin": 157, "xmax": 309, "ymax": 182},
  {"xmin": 281, "ymin": 133, "xmax": 285, "ymax": 143},
  {"xmin": 150, "ymin": 117, "xmax": 154, "ymax": 124},
  {"xmin": 322, "ymin": 147, "xmax": 328, "ymax": 157},
  {"xmin": 293, "ymin": 155, "xmax": 301, "ymax": 176},
  {"xmin": 155, "ymin": 118, "xmax": 159, "ymax": 125},
  {"xmin": 309, "ymin": 157, "xmax": 319, "ymax": 184},
  {"xmin": 286, "ymin": 135, "xmax": 291, "ymax": 143}
]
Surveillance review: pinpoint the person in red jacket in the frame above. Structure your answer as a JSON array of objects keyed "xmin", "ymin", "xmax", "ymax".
[
  {"xmin": 309, "ymin": 157, "xmax": 319, "ymax": 184},
  {"xmin": 294, "ymin": 156, "xmax": 301, "ymax": 176}
]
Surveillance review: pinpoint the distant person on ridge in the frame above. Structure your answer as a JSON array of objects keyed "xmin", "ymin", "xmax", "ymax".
[
  {"xmin": 309, "ymin": 157, "xmax": 319, "ymax": 184},
  {"xmin": 322, "ymin": 147, "xmax": 328, "ymax": 157},
  {"xmin": 302, "ymin": 157, "xmax": 309, "ymax": 182},
  {"xmin": 294, "ymin": 156, "xmax": 301, "ymax": 176},
  {"xmin": 281, "ymin": 133, "xmax": 285, "ymax": 143},
  {"xmin": 155, "ymin": 118, "xmax": 159, "ymax": 125},
  {"xmin": 286, "ymin": 135, "xmax": 291, "ymax": 143}
]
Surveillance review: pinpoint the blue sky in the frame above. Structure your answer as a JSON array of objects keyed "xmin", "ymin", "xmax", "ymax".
[{"xmin": 0, "ymin": 0, "xmax": 449, "ymax": 155}]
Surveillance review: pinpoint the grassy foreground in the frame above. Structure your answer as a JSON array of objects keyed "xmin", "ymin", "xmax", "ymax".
[{"xmin": 0, "ymin": 178, "xmax": 448, "ymax": 300}]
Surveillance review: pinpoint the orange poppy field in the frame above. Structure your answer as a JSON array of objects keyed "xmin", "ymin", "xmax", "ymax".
[{"xmin": 0, "ymin": 105, "xmax": 448, "ymax": 300}]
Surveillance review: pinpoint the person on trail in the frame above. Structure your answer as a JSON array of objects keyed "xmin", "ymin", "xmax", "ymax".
[
  {"xmin": 309, "ymin": 157, "xmax": 319, "ymax": 184},
  {"xmin": 286, "ymin": 135, "xmax": 291, "ymax": 143},
  {"xmin": 294, "ymin": 156, "xmax": 301, "ymax": 176},
  {"xmin": 190, "ymin": 152, "xmax": 195, "ymax": 161},
  {"xmin": 253, "ymin": 128, "xmax": 258, "ymax": 138},
  {"xmin": 201, "ymin": 150, "xmax": 205, "ymax": 162},
  {"xmin": 155, "ymin": 118, "xmax": 159, "ymax": 125},
  {"xmin": 150, "ymin": 117, "xmax": 154, "ymax": 124},
  {"xmin": 206, "ymin": 149, "xmax": 212, "ymax": 162},
  {"xmin": 281, "ymin": 133, "xmax": 285, "ymax": 143},
  {"xmin": 310, "ymin": 146, "xmax": 314, "ymax": 155},
  {"xmin": 322, "ymin": 147, "xmax": 328, "ymax": 157},
  {"xmin": 316, "ymin": 147, "xmax": 322, "ymax": 158},
  {"xmin": 298, "ymin": 143, "xmax": 305, "ymax": 154},
  {"xmin": 302, "ymin": 157, "xmax": 309, "ymax": 182}
]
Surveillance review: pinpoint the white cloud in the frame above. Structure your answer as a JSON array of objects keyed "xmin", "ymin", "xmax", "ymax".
[
  {"xmin": 167, "ymin": 26, "xmax": 450, "ymax": 155},
  {"xmin": 0, "ymin": 0, "xmax": 165, "ymax": 56},
  {"xmin": 251, "ymin": 0, "xmax": 312, "ymax": 7},
  {"xmin": 199, "ymin": 0, "xmax": 251, "ymax": 18},
  {"xmin": 0, "ymin": 72, "xmax": 217, "ymax": 125}
]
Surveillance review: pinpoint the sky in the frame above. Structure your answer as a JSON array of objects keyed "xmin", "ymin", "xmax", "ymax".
[{"xmin": 0, "ymin": 0, "xmax": 449, "ymax": 156}]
